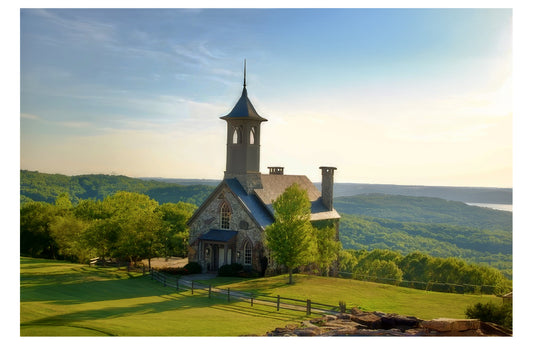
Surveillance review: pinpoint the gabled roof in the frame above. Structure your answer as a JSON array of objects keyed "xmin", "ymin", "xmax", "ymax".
[
  {"xmin": 186, "ymin": 179, "xmax": 273, "ymax": 230},
  {"xmin": 255, "ymin": 174, "xmax": 340, "ymax": 221},
  {"xmin": 225, "ymin": 178, "xmax": 274, "ymax": 228},
  {"xmin": 220, "ymin": 87, "xmax": 268, "ymax": 122},
  {"xmin": 188, "ymin": 174, "xmax": 339, "ymax": 231}
]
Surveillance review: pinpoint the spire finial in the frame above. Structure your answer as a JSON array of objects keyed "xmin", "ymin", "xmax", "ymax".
[{"xmin": 243, "ymin": 59, "xmax": 247, "ymax": 88}]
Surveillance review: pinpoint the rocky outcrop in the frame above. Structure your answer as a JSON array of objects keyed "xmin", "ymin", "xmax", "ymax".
[{"xmin": 265, "ymin": 307, "xmax": 512, "ymax": 336}]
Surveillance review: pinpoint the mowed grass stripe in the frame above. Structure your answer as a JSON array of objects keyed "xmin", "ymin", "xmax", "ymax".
[{"xmin": 20, "ymin": 257, "xmax": 500, "ymax": 336}]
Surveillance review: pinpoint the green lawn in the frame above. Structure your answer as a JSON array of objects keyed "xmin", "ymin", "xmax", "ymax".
[{"xmin": 21, "ymin": 257, "xmax": 501, "ymax": 336}]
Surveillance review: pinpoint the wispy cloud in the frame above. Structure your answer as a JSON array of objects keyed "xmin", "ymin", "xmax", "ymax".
[
  {"xmin": 31, "ymin": 9, "xmax": 116, "ymax": 45},
  {"xmin": 20, "ymin": 113, "xmax": 40, "ymax": 120}
]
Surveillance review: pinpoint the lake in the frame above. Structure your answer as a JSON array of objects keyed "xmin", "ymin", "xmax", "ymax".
[{"xmin": 466, "ymin": 203, "xmax": 512, "ymax": 212}]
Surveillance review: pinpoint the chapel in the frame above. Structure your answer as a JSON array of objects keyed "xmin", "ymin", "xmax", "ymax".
[{"xmin": 187, "ymin": 64, "xmax": 340, "ymax": 274}]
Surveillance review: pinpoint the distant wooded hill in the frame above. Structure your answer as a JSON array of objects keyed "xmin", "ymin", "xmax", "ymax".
[
  {"xmin": 20, "ymin": 170, "xmax": 215, "ymax": 206},
  {"xmin": 336, "ymin": 194, "xmax": 512, "ymax": 278}
]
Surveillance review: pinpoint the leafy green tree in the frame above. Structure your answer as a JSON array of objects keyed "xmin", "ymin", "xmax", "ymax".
[
  {"xmin": 399, "ymin": 251, "xmax": 434, "ymax": 282},
  {"xmin": 157, "ymin": 202, "xmax": 196, "ymax": 258},
  {"xmin": 366, "ymin": 259, "xmax": 403, "ymax": 284},
  {"xmin": 315, "ymin": 225, "xmax": 341, "ymax": 276},
  {"xmin": 338, "ymin": 250, "xmax": 358, "ymax": 274},
  {"xmin": 103, "ymin": 192, "xmax": 163, "ymax": 266},
  {"xmin": 20, "ymin": 201, "xmax": 58, "ymax": 258},
  {"xmin": 50, "ymin": 215, "xmax": 94, "ymax": 263},
  {"xmin": 265, "ymin": 183, "xmax": 317, "ymax": 284}
]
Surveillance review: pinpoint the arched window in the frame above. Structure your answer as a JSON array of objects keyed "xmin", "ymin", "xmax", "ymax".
[
  {"xmin": 249, "ymin": 126, "xmax": 256, "ymax": 144},
  {"xmin": 232, "ymin": 126, "xmax": 243, "ymax": 144},
  {"xmin": 220, "ymin": 202, "xmax": 231, "ymax": 229},
  {"xmin": 244, "ymin": 241, "xmax": 252, "ymax": 265}
]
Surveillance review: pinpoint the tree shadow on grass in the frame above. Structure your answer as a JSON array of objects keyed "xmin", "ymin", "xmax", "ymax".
[
  {"xmin": 210, "ymin": 303, "xmax": 305, "ymax": 323},
  {"xmin": 21, "ymin": 274, "xmax": 182, "ymax": 304},
  {"xmin": 22, "ymin": 292, "xmax": 215, "ymax": 330}
]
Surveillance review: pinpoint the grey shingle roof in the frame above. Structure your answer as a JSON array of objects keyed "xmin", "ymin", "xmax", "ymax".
[
  {"xmin": 225, "ymin": 178, "xmax": 274, "ymax": 228},
  {"xmin": 255, "ymin": 174, "xmax": 340, "ymax": 222},
  {"xmin": 199, "ymin": 229, "xmax": 238, "ymax": 242},
  {"xmin": 219, "ymin": 87, "xmax": 268, "ymax": 122}
]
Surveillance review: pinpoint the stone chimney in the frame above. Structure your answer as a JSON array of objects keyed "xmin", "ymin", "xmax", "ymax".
[{"xmin": 320, "ymin": 167, "xmax": 337, "ymax": 211}]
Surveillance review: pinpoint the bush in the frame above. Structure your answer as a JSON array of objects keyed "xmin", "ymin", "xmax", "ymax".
[
  {"xmin": 158, "ymin": 266, "xmax": 189, "ymax": 275},
  {"xmin": 465, "ymin": 301, "xmax": 512, "ymax": 329},
  {"xmin": 183, "ymin": 262, "xmax": 202, "ymax": 274},
  {"xmin": 218, "ymin": 263, "xmax": 244, "ymax": 276}
]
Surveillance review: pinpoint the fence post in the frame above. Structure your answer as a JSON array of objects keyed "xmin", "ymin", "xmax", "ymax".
[
  {"xmin": 209, "ymin": 285, "xmax": 212, "ymax": 299},
  {"xmin": 142, "ymin": 266, "xmax": 146, "ymax": 275},
  {"xmin": 339, "ymin": 301, "xmax": 346, "ymax": 314},
  {"xmin": 191, "ymin": 281, "xmax": 194, "ymax": 295},
  {"xmin": 227, "ymin": 288, "xmax": 230, "ymax": 302},
  {"xmin": 251, "ymin": 295, "xmax": 254, "ymax": 307},
  {"xmin": 306, "ymin": 299, "xmax": 311, "ymax": 315},
  {"xmin": 150, "ymin": 268, "xmax": 153, "ymax": 280},
  {"xmin": 163, "ymin": 276, "xmax": 166, "ymax": 287},
  {"xmin": 277, "ymin": 295, "xmax": 280, "ymax": 311},
  {"xmin": 176, "ymin": 277, "xmax": 179, "ymax": 291}
]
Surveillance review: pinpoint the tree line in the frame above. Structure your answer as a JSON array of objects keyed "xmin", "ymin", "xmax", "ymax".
[
  {"xmin": 21, "ymin": 170, "xmax": 214, "ymax": 206},
  {"xmin": 20, "ymin": 191, "xmax": 196, "ymax": 267},
  {"xmin": 337, "ymin": 248, "xmax": 511, "ymax": 295}
]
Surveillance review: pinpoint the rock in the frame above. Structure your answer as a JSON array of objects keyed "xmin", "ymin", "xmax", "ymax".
[
  {"xmin": 404, "ymin": 328, "xmax": 427, "ymax": 336},
  {"xmin": 350, "ymin": 312, "xmax": 382, "ymax": 329},
  {"xmin": 480, "ymin": 322, "xmax": 512, "ymax": 336},
  {"xmin": 323, "ymin": 314, "xmax": 336, "ymax": 321},
  {"xmin": 350, "ymin": 306, "xmax": 364, "ymax": 315},
  {"xmin": 422, "ymin": 318, "xmax": 480, "ymax": 332},
  {"xmin": 381, "ymin": 313, "xmax": 422, "ymax": 330},
  {"xmin": 294, "ymin": 328, "xmax": 322, "ymax": 336}
]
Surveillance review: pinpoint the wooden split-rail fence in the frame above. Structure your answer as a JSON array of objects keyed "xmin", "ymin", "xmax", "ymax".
[{"xmin": 149, "ymin": 268, "xmax": 346, "ymax": 316}]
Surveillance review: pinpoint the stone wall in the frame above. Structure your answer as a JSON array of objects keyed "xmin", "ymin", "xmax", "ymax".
[{"xmin": 188, "ymin": 183, "xmax": 265, "ymax": 272}]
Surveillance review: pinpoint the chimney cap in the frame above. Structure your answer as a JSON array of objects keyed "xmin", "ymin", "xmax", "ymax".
[
  {"xmin": 319, "ymin": 166, "xmax": 337, "ymax": 171},
  {"xmin": 268, "ymin": 167, "xmax": 285, "ymax": 175}
]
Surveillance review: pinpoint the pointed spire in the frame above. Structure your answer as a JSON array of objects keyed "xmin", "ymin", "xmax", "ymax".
[{"xmin": 243, "ymin": 59, "xmax": 247, "ymax": 88}]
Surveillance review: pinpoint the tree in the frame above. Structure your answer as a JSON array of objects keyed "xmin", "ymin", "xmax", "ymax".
[
  {"xmin": 50, "ymin": 215, "xmax": 94, "ymax": 263},
  {"xmin": 157, "ymin": 202, "xmax": 196, "ymax": 258},
  {"xmin": 338, "ymin": 250, "xmax": 358, "ymax": 274},
  {"xmin": 20, "ymin": 201, "xmax": 58, "ymax": 258},
  {"xmin": 315, "ymin": 225, "xmax": 341, "ymax": 276},
  {"xmin": 264, "ymin": 183, "xmax": 317, "ymax": 284}
]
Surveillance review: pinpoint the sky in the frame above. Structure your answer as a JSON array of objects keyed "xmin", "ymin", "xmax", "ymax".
[{"xmin": 19, "ymin": 6, "xmax": 514, "ymax": 187}]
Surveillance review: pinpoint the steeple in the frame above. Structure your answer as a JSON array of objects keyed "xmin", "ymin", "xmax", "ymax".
[{"xmin": 221, "ymin": 62, "xmax": 267, "ymax": 193}]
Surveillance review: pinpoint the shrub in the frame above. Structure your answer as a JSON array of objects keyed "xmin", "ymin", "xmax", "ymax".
[
  {"xmin": 218, "ymin": 263, "xmax": 244, "ymax": 277},
  {"xmin": 465, "ymin": 301, "xmax": 512, "ymax": 329},
  {"xmin": 158, "ymin": 266, "xmax": 189, "ymax": 275},
  {"xmin": 183, "ymin": 262, "xmax": 202, "ymax": 274}
]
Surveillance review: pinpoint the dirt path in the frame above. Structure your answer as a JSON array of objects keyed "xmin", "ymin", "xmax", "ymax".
[{"xmin": 141, "ymin": 257, "xmax": 188, "ymax": 268}]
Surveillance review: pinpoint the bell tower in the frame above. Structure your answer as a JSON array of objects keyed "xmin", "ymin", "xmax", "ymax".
[{"xmin": 220, "ymin": 61, "xmax": 267, "ymax": 193}]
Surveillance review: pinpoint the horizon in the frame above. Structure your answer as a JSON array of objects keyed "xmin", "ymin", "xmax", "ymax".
[
  {"xmin": 20, "ymin": 8, "xmax": 512, "ymax": 188},
  {"xmin": 20, "ymin": 168, "xmax": 512, "ymax": 190}
]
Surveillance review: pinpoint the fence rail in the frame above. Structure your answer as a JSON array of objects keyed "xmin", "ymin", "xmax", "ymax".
[{"xmin": 148, "ymin": 268, "xmax": 344, "ymax": 316}]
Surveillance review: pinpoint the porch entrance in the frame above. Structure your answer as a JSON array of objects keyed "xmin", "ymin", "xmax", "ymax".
[{"xmin": 198, "ymin": 229, "xmax": 238, "ymax": 272}]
